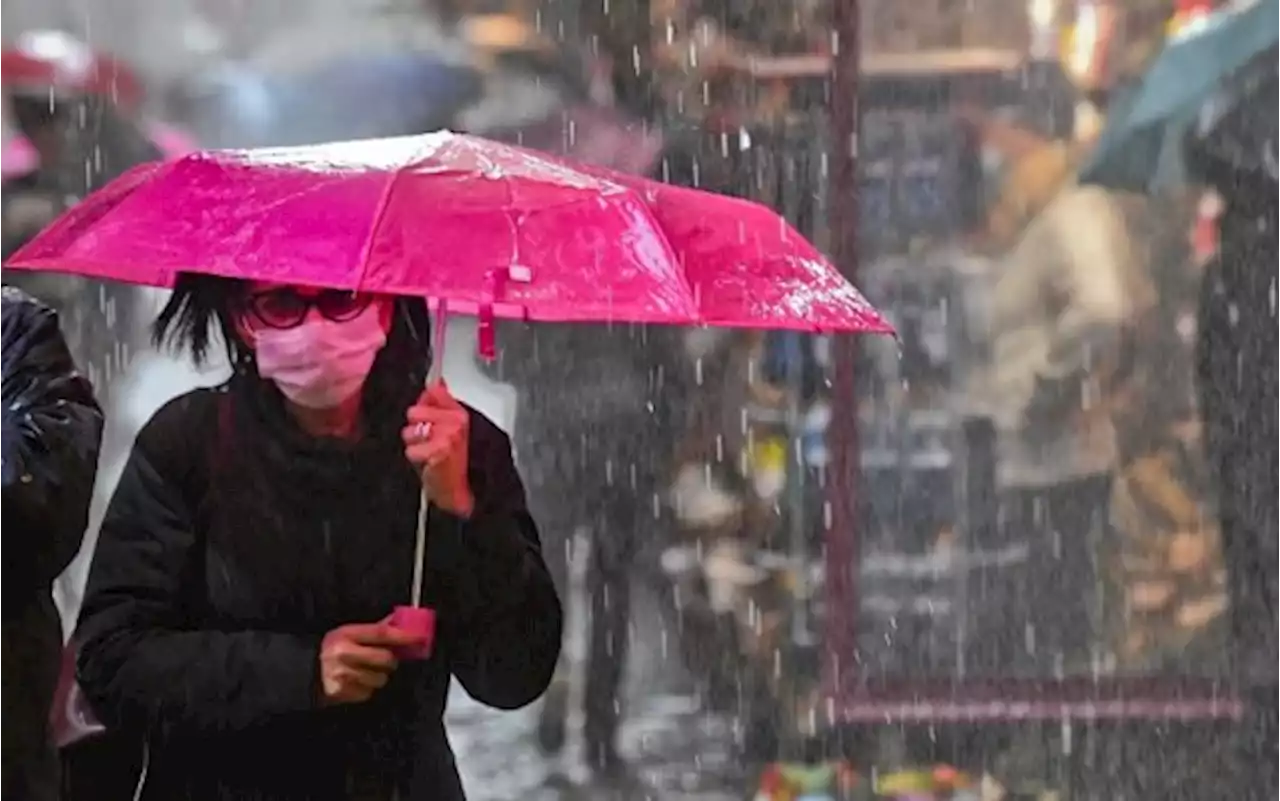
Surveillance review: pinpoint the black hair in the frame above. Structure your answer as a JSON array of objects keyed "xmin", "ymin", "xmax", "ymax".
[
  {"xmin": 152, "ymin": 273, "xmax": 246, "ymax": 366},
  {"xmin": 153, "ymin": 273, "xmax": 434, "ymax": 407}
]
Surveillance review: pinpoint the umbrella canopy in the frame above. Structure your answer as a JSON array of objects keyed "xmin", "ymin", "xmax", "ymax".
[
  {"xmin": 4, "ymin": 132, "xmax": 891, "ymax": 336},
  {"xmin": 1079, "ymin": 0, "xmax": 1279, "ymax": 191}
]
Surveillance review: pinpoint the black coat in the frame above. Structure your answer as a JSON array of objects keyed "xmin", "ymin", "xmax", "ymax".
[
  {"xmin": 75, "ymin": 385, "xmax": 561, "ymax": 800},
  {"xmin": 1, "ymin": 287, "xmax": 104, "ymax": 801},
  {"xmin": 491, "ymin": 321, "xmax": 688, "ymax": 546}
]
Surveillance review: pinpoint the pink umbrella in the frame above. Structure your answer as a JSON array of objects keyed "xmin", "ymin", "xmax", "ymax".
[
  {"xmin": 2, "ymin": 120, "xmax": 197, "ymax": 179},
  {"xmin": 4, "ymin": 132, "xmax": 891, "ymax": 349}
]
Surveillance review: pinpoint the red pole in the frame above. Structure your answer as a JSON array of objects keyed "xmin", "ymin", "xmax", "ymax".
[{"xmin": 823, "ymin": 0, "xmax": 860, "ymax": 706}]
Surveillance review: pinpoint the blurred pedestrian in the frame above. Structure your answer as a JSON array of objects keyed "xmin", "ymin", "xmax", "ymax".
[
  {"xmin": 2, "ymin": 35, "xmax": 164, "ymax": 386},
  {"xmin": 1192, "ymin": 177, "xmax": 1280, "ymax": 793},
  {"xmin": 1187, "ymin": 70, "xmax": 1278, "ymax": 799},
  {"xmin": 451, "ymin": 4, "xmax": 692, "ymax": 772},
  {"xmin": 494, "ymin": 321, "xmax": 686, "ymax": 774},
  {"xmin": 1, "ymin": 90, "xmax": 101, "ymax": 354},
  {"xmin": 1, "ymin": 93, "xmax": 77, "ymax": 262},
  {"xmin": 2, "ymin": 35, "xmax": 161, "ymax": 260},
  {"xmin": 74, "ymin": 275, "xmax": 561, "ymax": 800},
  {"xmin": 2, "ymin": 286, "xmax": 104, "ymax": 801},
  {"xmin": 983, "ymin": 148, "xmax": 1135, "ymax": 672}
]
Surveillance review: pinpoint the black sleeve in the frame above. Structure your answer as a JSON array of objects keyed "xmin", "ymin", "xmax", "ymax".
[
  {"xmin": 76, "ymin": 394, "xmax": 322, "ymax": 735},
  {"xmin": 1, "ymin": 287, "xmax": 104, "ymax": 593},
  {"xmin": 427, "ymin": 410, "xmax": 562, "ymax": 710},
  {"xmin": 1194, "ymin": 255, "xmax": 1241, "ymax": 476}
]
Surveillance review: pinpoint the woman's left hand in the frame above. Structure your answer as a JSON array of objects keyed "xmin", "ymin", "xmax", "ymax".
[{"xmin": 403, "ymin": 380, "xmax": 475, "ymax": 518}]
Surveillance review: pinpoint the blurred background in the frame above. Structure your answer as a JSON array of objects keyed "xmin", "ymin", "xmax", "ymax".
[{"xmin": 2, "ymin": 0, "xmax": 1274, "ymax": 798}]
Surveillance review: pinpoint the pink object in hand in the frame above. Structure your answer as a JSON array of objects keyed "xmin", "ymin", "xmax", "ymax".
[{"xmin": 389, "ymin": 605, "xmax": 436, "ymax": 660}]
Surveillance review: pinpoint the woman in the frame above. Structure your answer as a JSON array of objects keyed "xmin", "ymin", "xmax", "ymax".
[
  {"xmin": 982, "ymin": 149, "xmax": 1135, "ymax": 675},
  {"xmin": 74, "ymin": 275, "xmax": 562, "ymax": 800}
]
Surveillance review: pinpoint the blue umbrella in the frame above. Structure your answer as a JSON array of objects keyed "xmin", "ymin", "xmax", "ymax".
[
  {"xmin": 187, "ymin": 54, "xmax": 481, "ymax": 149},
  {"xmin": 1079, "ymin": 0, "xmax": 1279, "ymax": 191},
  {"xmin": 285, "ymin": 53, "xmax": 482, "ymax": 142}
]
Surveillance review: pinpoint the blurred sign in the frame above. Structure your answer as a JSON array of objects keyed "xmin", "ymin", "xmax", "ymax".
[{"xmin": 1062, "ymin": 0, "xmax": 1123, "ymax": 92}]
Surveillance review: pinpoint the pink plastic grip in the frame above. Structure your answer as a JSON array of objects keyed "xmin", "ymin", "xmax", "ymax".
[{"xmin": 389, "ymin": 605, "xmax": 436, "ymax": 660}]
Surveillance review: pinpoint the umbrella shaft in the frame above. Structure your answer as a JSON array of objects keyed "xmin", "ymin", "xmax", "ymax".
[{"xmin": 428, "ymin": 303, "xmax": 449, "ymax": 386}]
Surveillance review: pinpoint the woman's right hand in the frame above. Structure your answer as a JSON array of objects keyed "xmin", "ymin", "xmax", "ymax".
[{"xmin": 318, "ymin": 622, "xmax": 422, "ymax": 705}]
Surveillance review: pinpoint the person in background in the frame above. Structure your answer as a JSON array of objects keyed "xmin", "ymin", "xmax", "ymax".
[
  {"xmin": 2, "ymin": 286, "xmax": 104, "ymax": 801},
  {"xmin": 3, "ymin": 38, "xmax": 163, "ymax": 389},
  {"xmin": 74, "ymin": 275, "xmax": 561, "ymax": 800},
  {"xmin": 982, "ymin": 143, "xmax": 1134, "ymax": 674},
  {"xmin": 495, "ymin": 320, "xmax": 685, "ymax": 775},
  {"xmin": 2, "ymin": 46, "xmax": 160, "ymax": 261},
  {"xmin": 1192, "ymin": 172, "xmax": 1280, "ymax": 793},
  {"xmin": 454, "ymin": 1, "xmax": 685, "ymax": 774},
  {"xmin": 2, "ymin": 93, "xmax": 80, "ymax": 261},
  {"xmin": 983, "ymin": 130, "xmax": 1224, "ymax": 676}
]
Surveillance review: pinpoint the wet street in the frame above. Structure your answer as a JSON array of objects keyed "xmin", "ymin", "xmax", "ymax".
[
  {"xmin": 447, "ymin": 479, "xmax": 746, "ymax": 801},
  {"xmin": 447, "ymin": 591, "xmax": 746, "ymax": 801}
]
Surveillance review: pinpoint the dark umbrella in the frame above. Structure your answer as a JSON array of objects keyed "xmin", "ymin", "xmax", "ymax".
[{"xmin": 282, "ymin": 53, "xmax": 482, "ymax": 144}]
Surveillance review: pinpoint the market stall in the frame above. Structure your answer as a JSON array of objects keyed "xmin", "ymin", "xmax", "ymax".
[{"xmin": 810, "ymin": 2, "xmax": 1246, "ymax": 798}]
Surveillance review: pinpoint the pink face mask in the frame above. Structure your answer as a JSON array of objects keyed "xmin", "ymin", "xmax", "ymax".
[{"xmin": 252, "ymin": 307, "xmax": 388, "ymax": 409}]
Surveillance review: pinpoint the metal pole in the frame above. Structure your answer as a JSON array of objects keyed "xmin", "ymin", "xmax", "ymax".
[{"xmin": 823, "ymin": 0, "xmax": 861, "ymax": 707}]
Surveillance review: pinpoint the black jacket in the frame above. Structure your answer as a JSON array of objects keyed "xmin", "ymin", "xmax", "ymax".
[
  {"xmin": 1194, "ymin": 202, "xmax": 1278, "ymax": 687},
  {"xmin": 75, "ymin": 386, "xmax": 561, "ymax": 800},
  {"xmin": 1, "ymin": 287, "xmax": 104, "ymax": 801}
]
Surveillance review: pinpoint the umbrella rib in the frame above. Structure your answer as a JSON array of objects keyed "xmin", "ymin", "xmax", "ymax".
[
  {"xmin": 657, "ymin": 207, "xmax": 699, "ymax": 317},
  {"xmin": 352, "ymin": 162, "xmax": 409, "ymax": 295}
]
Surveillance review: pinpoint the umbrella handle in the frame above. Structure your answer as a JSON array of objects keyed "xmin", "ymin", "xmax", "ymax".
[
  {"xmin": 410, "ymin": 490, "xmax": 429, "ymax": 608},
  {"xmin": 426, "ymin": 300, "xmax": 449, "ymax": 386},
  {"xmin": 411, "ymin": 302, "xmax": 450, "ymax": 608}
]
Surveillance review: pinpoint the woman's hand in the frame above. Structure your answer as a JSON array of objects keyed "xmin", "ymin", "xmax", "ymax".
[
  {"xmin": 402, "ymin": 380, "xmax": 475, "ymax": 518},
  {"xmin": 318, "ymin": 622, "xmax": 421, "ymax": 705}
]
